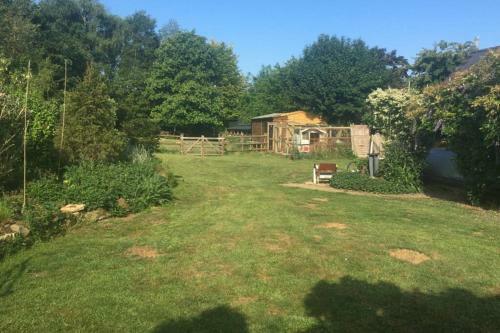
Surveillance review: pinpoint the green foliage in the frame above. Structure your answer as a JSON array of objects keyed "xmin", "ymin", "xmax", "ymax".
[
  {"xmin": 239, "ymin": 66, "xmax": 296, "ymax": 121},
  {"xmin": 0, "ymin": 90, "xmax": 23, "ymax": 190},
  {"xmin": 64, "ymin": 161, "xmax": 174, "ymax": 215},
  {"xmin": 380, "ymin": 142, "xmax": 423, "ymax": 192},
  {"xmin": 287, "ymin": 35, "xmax": 408, "ymax": 124},
  {"xmin": 24, "ymin": 202, "xmax": 69, "ymax": 241},
  {"xmin": 0, "ymin": 234, "xmax": 32, "ymax": 261},
  {"xmin": 366, "ymin": 88, "xmax": 431, "ymax": 192},
  {"xmin": 27, "ymin": 176, "xmax": 65, "ymax": 207},
  {"xmin": 59, "ymin": 65, "xmax": 126, "ymax": 163},
  {"xmin": 424, "ymin": 50, "xmax": 500, "ymax": 204},
  {"xmin": 0, "ymin": 199, "xmax": 12, "ymax": 223},
  {"xmin": 330, "ymin": 172, "xmax": 417, "ymax": 194},
  {"xmin": 148, "ymin": 31, "xmax": 244, "ymax": 134},
  {"xmin": 112, "ymin": 11, "xmax": 160, "ymax": 151},
  {"xmin": 412, "ymin": 40, "xmax": 478, "ymax": 88}
]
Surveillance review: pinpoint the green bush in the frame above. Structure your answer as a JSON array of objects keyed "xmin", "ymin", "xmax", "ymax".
[
  {"xmin": 380, "ymin": 142, "xmax": 424, "ymax": 192},
  {"xmin": 0, "ymin": 234, "xmax": 32, "ymax": 261},
  {"xmin": 64, "ymin": 161, "xmax": 174, "ymax": 215},
  {"xmin": 330, "ymin": 172, "xmax": 418, "ymax": 194},
  {"xmin": 0, "ymin": 199, "xmax": 11, "ymax": 223},
  {"xmin": 27, "ymin": 176, "xmax": 64, "ymax": 207},
  {"xmin": 24, "ymin": 202, "xmax": 69, "ymax": 241}
]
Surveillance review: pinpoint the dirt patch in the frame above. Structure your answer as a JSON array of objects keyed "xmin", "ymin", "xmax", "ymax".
[
  {"xmin": 313, "ymin": 235, "xmax": 323, "ymax": 241},
  {"xmin": 268, "ymin": 305, "xmax": 285, "ymax": 316},
  {"xmin": 312, "ymin": 197, "xmax": 328, "ymax": 202},
  {"xmin": 232, "ymin": 296, "xmax": 257, "ymax": 307},
  {"xmin": 303, "ymin": 203, "xmax": 318, "ymax": 209},
  {"xmin": 389, "ymin": 249, "xmax": 430, "ymax": 265},
  {"xmin": 125, "ymin": 246, "xmax": 159, "ymax": 259},
  {"xmin": 264, "ymin": 233, "xmax": 294, "ymax": 252},
  {"xmin": 315, "ymin": 222, "xmax": 347, "ymax": 230},
  {"xmin": 257, "ymin": 271, "xmax": 271, "ymax": 282}
]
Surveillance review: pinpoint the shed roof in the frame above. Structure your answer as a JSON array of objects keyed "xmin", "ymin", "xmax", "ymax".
[
  {"xmin": 455, "ymin": 46, "xmax": 500, "ymax": 71},
  {"xmin": 251, "ymin": 113, "xmax": 283, "ymax": 120}
]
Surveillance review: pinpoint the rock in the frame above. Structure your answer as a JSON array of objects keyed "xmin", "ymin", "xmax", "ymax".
[
  {"xmin": 60, "ymin": 204, "xmax": 85, "ymax": 214},
  {"xmin": 10, "ymin": 224, "xmax": 30, "ymax": 237},
  {"xmin": 116, "ymin": 198, "xmax": 129, "ymax": 210},
  {"xmin": 84, "ymin": 208, "xmax": 110, "ymax": 222},
  {"xmin": 0, "ymin": 233, "xmax": 16, "ymax": 241}
]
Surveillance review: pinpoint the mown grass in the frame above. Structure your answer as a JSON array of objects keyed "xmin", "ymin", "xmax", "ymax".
[{"xmin": 0, "ymin": 152, "xmax": 499, "ymax": 332}]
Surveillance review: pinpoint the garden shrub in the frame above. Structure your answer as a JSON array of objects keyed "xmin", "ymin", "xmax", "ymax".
[
  {"xmin": 0, "ymin": 234, "xmax": 32, "ymax": 261},
  {"xmin": 24, "ymin": 202, "xmax": 69, "ymax": 241},
  {"xmin": 64, "ymin": 161, "xmax": 174, "ymax": 216},
  {"xmin": 330, "ymin": 172, "xmax": 418, "ymax": 194},
  {"xmin": 0, "ymin": 199, "xmax": 11, "ymax": 223},
  {"xmin": 380, "ymin": 142, "xmax": 424, "ymax": 192}
]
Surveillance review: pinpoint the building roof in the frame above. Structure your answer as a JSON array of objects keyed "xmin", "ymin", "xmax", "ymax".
[
  {"xmin": 251, "ymin": 113, "xmax": 283, "ymax": 120},
  {"xmin": 251, "ymin": 110, "xmax": 314, "ymax": 120},
  {"xmin": 456, "ymin": 46, "xmax": 500, "ymax": 71}
]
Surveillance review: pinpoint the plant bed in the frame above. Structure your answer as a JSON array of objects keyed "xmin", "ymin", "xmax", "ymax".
[{"xmin": 330, "ymin": 172, "xmax": 419, "ymax": 194}]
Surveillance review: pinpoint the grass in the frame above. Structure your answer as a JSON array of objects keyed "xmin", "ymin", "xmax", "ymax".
[{"xmin": 0, "ymin": 152, "xmax": 499, "ymax": 332}]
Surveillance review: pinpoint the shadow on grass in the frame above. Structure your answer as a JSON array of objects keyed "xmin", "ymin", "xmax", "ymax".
[
  {"xmin": 0, "ymin": 258, "xmax": 30, "ymax": 298},
  {"xmin": 302, "ymin": 277, "xmax": 500, "ymax": 332},
  {"xmin": 152, "ymin": 305, "xmax": 248, "ymax": 333}
]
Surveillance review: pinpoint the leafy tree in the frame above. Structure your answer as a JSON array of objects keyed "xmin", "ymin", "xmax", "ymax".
[
  {"xmin": 0, "ymin": 90, "xmax": 24, "ymax": 190},
  {"xmin": 159, "ymin": 19, "xmax": 181, "ymax": 42},
  {"xmin": 111, "ymin": 11, "xmax": 160, "ymax": 150},
  {"xmin": 59, "ymin": 65, "xmax": 126, "ymax": 163},
  {"xmin": 36, "ymin": 0, "xmax": 124, "ymax": 90},
  {"xmin": 148, "ymin": 31, "xmax": 244, "ymax": 134},
  {"xmin": 0, "ymin": 0, "xmax": 39, "ymax": 72},
  {"xmin": 424, "ymin": 50, "xmax": 500, "ymax": 204},
  {"xmin": 366, "ymin": 88, "xmax": 430, "ymax": 191},
  {"xmin": 412, "ymin": 40, "xmax": 478, "ymax": 88},
  {"xmin": 239, "ymin": 65, "xmax": 296, "ymax": 121},
  {"xmin": 285, "ymin": 35, "xmax": 408, "ymax": 124}
]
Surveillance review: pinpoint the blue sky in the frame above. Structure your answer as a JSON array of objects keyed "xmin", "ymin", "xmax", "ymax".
[{"xmin": 101, "ymin": 0, "xmax": 499, "ymax": 75}]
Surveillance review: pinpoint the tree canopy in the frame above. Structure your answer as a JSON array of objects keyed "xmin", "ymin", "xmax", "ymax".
[
  {"xmin": 411, "ymin": 40, "xmax": 478, "ymax": 88},
  {"xmin": 148, "ymin": 31, "xmax": 244, "ymax": 134}
]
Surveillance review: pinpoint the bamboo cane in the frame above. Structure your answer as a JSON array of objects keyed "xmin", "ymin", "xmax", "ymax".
[{"xmin": 22, "ymin": 60, "xmax": 31, "ymax": 212}]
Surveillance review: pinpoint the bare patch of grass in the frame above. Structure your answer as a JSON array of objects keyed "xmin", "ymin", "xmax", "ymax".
[
  {"xmin": 125, "ymin": 246, "xmax": 159, "ymax": 259},
  {"xmin": 315, "ymin": 222, "xmax": 347, "ymax": 230},
  {"xmin": 312, "ymin": 197, "xmax": 328, "ymax": 202},
  {"xmin": 389, "ymin": 249, "xmax": 430, "ymax": 265},
  {"xmin": 232, "ymin": 296, "xmax": 257, "ymax": 307}
]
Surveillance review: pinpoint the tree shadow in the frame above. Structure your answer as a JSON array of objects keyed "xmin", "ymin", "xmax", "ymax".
[
  {"xmin": 302, "ymin": 277, "xmax": 500, "ymax": 332},
  {"xmin": 152, "ymin": 305, "xmax": 248, "ymax": 333},
  {"xmin": 0, "ymin": 258, "xmax": 30, "ymax": 298}
]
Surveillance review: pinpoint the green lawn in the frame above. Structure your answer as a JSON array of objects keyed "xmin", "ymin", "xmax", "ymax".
[{"xmin": 1, "ymin": 153, "xmax": 499, "ymax": 332}]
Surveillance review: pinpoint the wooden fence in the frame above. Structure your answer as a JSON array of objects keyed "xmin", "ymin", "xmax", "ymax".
[
  {"xmin": 179, "ymin": 135, "xmax": 225, "ymax": 156},
  {"xmin": 159, "ymin": 134, "xmax": 268, "ymax": 156},
  {"xmin": 224, "ymin": 134, "xmax": 268, "ymax": 152}
]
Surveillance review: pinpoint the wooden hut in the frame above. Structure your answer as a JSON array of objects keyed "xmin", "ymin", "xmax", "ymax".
[{"xmin": 251, "ymin": 111, "xmax": 373, "ymax": 156}]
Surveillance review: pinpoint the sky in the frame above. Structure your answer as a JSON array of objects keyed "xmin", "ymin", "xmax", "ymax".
[{"xmin": 100, "ymin": 0, "xmax": 500, "ymax": 75}]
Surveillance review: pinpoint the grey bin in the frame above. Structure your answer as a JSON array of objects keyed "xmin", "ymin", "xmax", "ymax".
[{"xmin": 368, "ymin": 154, "xmax": 379, "ymax": 177}]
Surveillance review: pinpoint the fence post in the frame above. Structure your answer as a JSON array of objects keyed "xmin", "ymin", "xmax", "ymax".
[
  {"xmin": 220, "ymin": 137, "xmax": 225, "ymax": 155},
  {"xmin": 201, "ymin": 135, "xmax": 205, "ymax": 158},
  {"xmin": 180, "ymin": 134, "xmax": 184, "ymax": 154}
]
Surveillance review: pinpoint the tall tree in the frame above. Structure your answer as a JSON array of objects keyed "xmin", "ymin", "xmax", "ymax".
[
  {"xmin": 239, "ymin": 65, "xmax": 296, "ymax": 121},
  {"xmin": 411, "ymin": 40, "xmax": 478, "ymax": 88},
  {"xmin": 148, "ymin": 31, "xmax": 244, "ymax": 134},
  {"xmin": 59, "ymin": 65, "xmax": 125, "ymax": 163},
  {"xmin": 286, "ymin": 35, "xmax": 408, "ymax": 124},
  {"xmin": 112, "ymin": 11, "xmax": 160, "ymax": 150}
]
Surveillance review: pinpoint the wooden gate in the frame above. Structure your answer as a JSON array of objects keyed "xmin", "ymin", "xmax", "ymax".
[{"xmin": 180, "ymin": 135, "xmax": 225, "ymax": 156}]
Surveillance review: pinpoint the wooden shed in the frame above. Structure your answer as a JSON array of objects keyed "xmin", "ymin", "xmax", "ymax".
[{"xmin": 251, "ymin": 110, "xmax": 374, "ymax": 157}]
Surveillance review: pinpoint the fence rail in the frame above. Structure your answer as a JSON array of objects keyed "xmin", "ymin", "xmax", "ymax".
[{"xmin": 159, "ymin": 134, "xmax": 268, "ymax": 156}]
